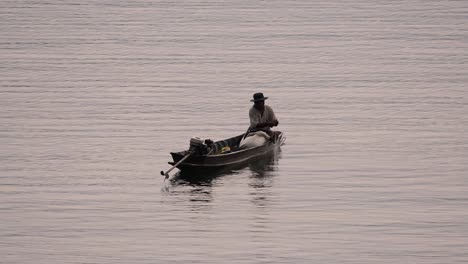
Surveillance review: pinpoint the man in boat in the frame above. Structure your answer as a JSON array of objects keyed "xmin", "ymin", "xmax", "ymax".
[{"xmin": 249, "ymin": 92, "xmax": 279, "ymax": 139}]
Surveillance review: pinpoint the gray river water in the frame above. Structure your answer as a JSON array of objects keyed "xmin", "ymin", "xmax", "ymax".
[{"xmin": 1, "ymin": 1, "xmax": 468, "ymax": 263}]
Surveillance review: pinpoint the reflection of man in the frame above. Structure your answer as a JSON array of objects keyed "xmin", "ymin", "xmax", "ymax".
[{"xmin": 249, "ymin": 92, "xmax": 279, "ymax": 137}]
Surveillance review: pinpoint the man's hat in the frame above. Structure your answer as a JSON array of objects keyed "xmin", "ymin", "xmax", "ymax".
[{"xmin": 251, "ymin": 92, "xmax": 268, "ymax": 102}]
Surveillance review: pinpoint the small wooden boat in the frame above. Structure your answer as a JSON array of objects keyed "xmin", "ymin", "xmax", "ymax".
[{"xmin": 161, "ymin": 131, "xmax": 285, "ymax": 177}]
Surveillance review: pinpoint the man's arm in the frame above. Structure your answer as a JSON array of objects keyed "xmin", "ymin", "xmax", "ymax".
[
  {"xmin": 249, "ymin": 106, "xmax": 279, "ymax": 129},
  {"xmin": 249, "ymin": 107, "xmax": 261, "ymax": 129},
  {"xmin": 261, "ymin": 106, "xmax": 278, "ymax": 128}
]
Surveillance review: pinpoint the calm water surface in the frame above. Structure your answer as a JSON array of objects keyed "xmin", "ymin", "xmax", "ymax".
[{"xmin": 1, "ymin": 1, "xmax": 468, "ymax": 263}]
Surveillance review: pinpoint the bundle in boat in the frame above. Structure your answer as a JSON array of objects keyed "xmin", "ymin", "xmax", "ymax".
[{"xmin": 239, "ymin": 131, "xmax": 270, "ymax": 149}]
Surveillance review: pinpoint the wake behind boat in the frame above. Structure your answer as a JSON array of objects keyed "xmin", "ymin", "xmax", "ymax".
[{"xmin": 161, "ymin": 130, "xmax": 285, "ymax": 178}]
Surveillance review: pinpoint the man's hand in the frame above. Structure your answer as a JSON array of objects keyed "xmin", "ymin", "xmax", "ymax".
[
  {"xmin": 264, "ymin": 121, "xmax": 278, "ymax": 127},
  {"xmin": 255, "ymin": 120, "xmax": 279, "ymax": 129},
  {"xmin": 268, "ymin": 120, "xmax": 279, "ymax": 127}
]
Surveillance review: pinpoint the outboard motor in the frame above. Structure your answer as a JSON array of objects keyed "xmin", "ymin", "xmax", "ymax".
[{"xmin": 189, "ymin": 137, "xmax": 213, "ymax": 155}]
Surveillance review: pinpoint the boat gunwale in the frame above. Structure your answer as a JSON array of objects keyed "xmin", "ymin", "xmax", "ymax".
[
  {"xmin": 207, "ymin": 144, "xmax": 269, "ymax": 157},
  {"xmin": 170, "ymin": 142, "xmax": 277, "ymax": 166},
  {"xmin": 170, "ymin": 132, "xmax": 283, "ymax": 158},
  {"xmin": 168, "ymin": 131, "xmax": 284, "ymax": 170},
  {"xmin": 172, "ymin": 141, "xmax": 272, "ymax": 158}
]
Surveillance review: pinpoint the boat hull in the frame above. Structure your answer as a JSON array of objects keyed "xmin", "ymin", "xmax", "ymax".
[{"xmin": 169, "ymin": 132, "xmax": 283, "ymax": 173}]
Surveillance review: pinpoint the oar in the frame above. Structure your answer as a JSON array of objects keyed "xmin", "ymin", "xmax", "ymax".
[
  {"xmin": 241, "ymin": 127, "xmax": 250, "ymax": 140},
  {"xmin": 160, "ymin": 152, "xmax": 193, "ymax": 179}
]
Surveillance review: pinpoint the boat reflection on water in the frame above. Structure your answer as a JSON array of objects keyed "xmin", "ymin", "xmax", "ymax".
[
  {"xmin": 170, "ymin": 148, "xmax": 282, "ymax": 186},
  {"xmin": 247, "ymin": 150, "xmax": 281, "ymax": 209},
  {"xmin": 162, "ymin": 149, "xmax": 282, "ymax": 212}
]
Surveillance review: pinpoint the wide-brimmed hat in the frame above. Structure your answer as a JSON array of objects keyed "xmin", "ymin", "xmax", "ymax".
[{"xmin": 251, "ymin": 92, "xmax": 268, "ymax": 102}]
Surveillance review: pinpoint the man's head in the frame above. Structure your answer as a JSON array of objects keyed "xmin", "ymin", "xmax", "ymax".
[
  {"xmin": 251, "ymin": 92, "xmax": 268, "ymax": 110},
  {"xmin": 251, "ymin": 92, "xmax": 268, "ymax": 102}
]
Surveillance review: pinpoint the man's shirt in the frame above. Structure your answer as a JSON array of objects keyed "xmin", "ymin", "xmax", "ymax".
[{"xmin": 249, "ymin": 105, "xmax": 278, "ymax": 130}]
